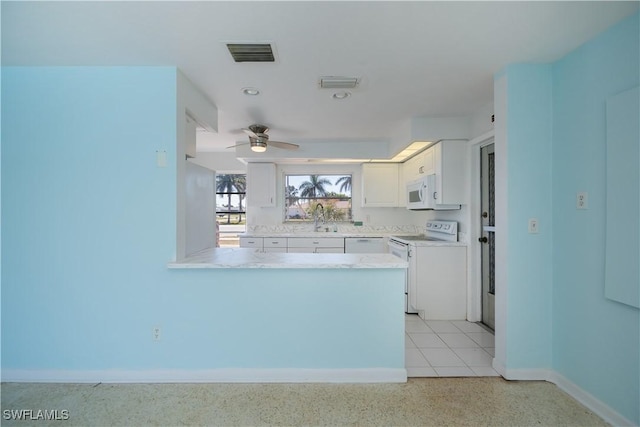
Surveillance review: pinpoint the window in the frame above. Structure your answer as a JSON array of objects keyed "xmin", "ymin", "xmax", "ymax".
[
  {"xmin": 216, "ymin": 174, "xmax": 246, "ymax": 246},
  {"xmin": 284, "ymin": 174, "xmax": 352, "ymax": 222}
]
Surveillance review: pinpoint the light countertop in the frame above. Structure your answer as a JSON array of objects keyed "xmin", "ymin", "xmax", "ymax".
[
  {"xmin": 239, "ymin": 232, "xmax": 399, "ymax": 238},
  {"xmin": 168, "ymin": 247, "xmax": 409, "ymax": 269}
]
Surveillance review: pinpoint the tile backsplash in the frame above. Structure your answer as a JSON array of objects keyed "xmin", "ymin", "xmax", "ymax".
[{"xmin": 247, "ymin": 224, "xmax": 420, "ymax": 235}]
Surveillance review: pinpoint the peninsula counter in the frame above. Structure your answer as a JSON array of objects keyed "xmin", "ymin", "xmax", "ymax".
[{"xmin": 167, "ymin": 248, "xmax": 408, "ymax": 383}]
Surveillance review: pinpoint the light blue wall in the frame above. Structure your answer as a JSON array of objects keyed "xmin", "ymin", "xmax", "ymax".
[
  {"xmin": 552, "ymin": 12, "xmax": 639, "ymax": 424},
  {"xmin": 1, "ymin": 67, "xmax": 404, "ymax": 374},
  {"xmin": 503, "ymin": 64, "xmax": 554, "ymax": 369}
]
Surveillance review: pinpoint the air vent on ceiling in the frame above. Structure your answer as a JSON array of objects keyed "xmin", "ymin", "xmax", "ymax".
[
  {"xmin": 226, "ymin": 43, "xmax": 275, "ymax": 62},
  {"xmin": 319, "ymin": 76, "xmax": 360, "ymax": 89}
]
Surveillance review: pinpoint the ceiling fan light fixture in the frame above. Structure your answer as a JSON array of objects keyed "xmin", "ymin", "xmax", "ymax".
[{"xmin": 250, "ymin": 138, "xmax": 268, "ymax": 152}]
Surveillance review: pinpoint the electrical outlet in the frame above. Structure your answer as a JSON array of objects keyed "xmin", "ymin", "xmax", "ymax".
[
  {"xmin": 576, "ymin": 192, "xmax": 588, "ymax": 209},
  {"xmin": 528, "ymin": 218, "xmax": 539, "ymax": 234},
  {"xmin": 152, "ymin": 326, "xmax": 161, "ymax": 342}
]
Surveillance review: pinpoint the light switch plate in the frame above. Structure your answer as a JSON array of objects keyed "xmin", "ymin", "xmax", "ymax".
[
  {"xmin": 577, "ymin": 192, "xmax": 588, "ymax": 209},
  {"xmin": 156, "ymin": 150, "xmax": 167, "ymax": 168},
  {"xmin": 528, "ymin": 218, "xmax": 539, "ymax": 234}
]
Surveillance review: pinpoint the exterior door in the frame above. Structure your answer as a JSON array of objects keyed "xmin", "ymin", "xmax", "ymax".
[{"xmin": 480, "ymin": 143, "xmax": 496, "ymax": 330}]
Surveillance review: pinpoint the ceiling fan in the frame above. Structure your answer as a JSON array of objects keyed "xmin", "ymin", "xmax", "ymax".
[{"xmin": 227, "ymin": 124, "xmax": 299, "ymax": 152}]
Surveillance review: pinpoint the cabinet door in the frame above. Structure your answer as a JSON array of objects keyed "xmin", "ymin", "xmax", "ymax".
[
  {"xmin": 287, "ymin": 247, "xmax": 316, "ymax": 253},
  {"xmin": 315, "ymin": 247, "xmax": 345, "ymax": 253},
  {"xmin": 361, "ymin": 163, "xmax": 400, "ymax": 207},
  {"xmin": 415, "ymin": 246, "xmax": 466, "ymax": 320},
  {"xmin": 185, "ymin": 114, "xmax": 197, "ymax": 159},
  {"xmin": 263, "ymin": 248, "xmax": 287, "ymax": 253},
  {"xmin": 264, "ymin": 237, "xmax": 287, "ymax": 249},
  {"xmin": 433, "ymin": 141, "xmax": 467, "ymax": 207},
  {"xmin": 239, "ymin": 237, "xmax": 263, "ymax": 250},
  {"xmin": 422, "ymin": 147, "xmax": 435, "ymax": 176},
  {"xmin": 287, "ymin": 237, "xmax": 344, "ymax": 248},
  {"xmin": 248, "ymin": 163, "xmax": 276, "ymax": 207}
]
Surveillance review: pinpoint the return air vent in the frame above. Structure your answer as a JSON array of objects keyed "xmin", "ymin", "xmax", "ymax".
[
  {"xmin": 319, "ymin": 76, "xmax": 360, "ymax": 89},
  {"xmin": 226, "ymin": 43, "xmax": 275, "ymax": 62}
]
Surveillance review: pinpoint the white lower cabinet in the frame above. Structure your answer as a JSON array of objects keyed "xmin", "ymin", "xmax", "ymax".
[
  {"xmin": 287, "ymin": 237, "xmax": 345, "ymax": 253},
  {"xmin": 314, "ymin": 247, "xmax": 345, "ymax": 253},
  {"xmin": 414, "ymin": 246, "xmax": 466, "ymax": 320},
  {"xmin": 239, "ymin": 237, "xmax": 263, "ymax": 250},
  {"xmin": 344, "ymin": 237, "xmax": 386, "ymax": 253},
  {"xmin": 263, "ymin": 237, "xmax": 287, "ymax": 252}
]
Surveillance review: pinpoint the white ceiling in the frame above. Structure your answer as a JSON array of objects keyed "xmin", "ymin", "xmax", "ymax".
[{"xmin": 3, "ymin": 1, "xmax": 638, "ymax": 154}]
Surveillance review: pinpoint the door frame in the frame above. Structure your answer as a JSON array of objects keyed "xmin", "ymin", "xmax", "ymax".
[{"xmin": 466, "ymin": 130, "xmax": 495, "ymax": 323}]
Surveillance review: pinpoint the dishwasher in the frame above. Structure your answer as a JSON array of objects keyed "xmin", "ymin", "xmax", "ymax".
[
  {"xmin": 387, "ymin": 237, "xmax": 415, "ymax": 313},
  {"xmin": 344, "ymin": 237, "xmax": 386, "ymax": 253}
]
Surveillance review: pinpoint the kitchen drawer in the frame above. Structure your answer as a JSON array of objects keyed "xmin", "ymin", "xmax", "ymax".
[
  {"xmin": 239, "ymin": 237, "xmax": 263, "ymax": 249},
  {"xmin": 264, "ymin": 237, "xmax": 287, "ymax": 248},
  {"xmin": 264, "ymin": 248, "xmax": 287, "ymax": 253},
  {"xmin": 287, "ymin": 237, "xmax": 345, "ymax": 248}
]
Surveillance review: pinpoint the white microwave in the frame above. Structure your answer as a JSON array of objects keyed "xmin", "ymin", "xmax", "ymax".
[{"xmin": 406, "ymin": 175, "xmax": 436, "ymax": 210}]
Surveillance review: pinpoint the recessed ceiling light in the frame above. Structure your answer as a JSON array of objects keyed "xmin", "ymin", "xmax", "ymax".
[
  {"xmin": 332, "ymin": 91, "xmax": 351, "ymax": 100},
  {"xmin": 242, "ymin": 87, "xmax": 260, "ymax": 96}
]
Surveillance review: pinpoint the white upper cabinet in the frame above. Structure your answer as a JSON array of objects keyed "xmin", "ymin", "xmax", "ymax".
[
  {"xmin": 248, "ymin": 163, "xmax": 277, "ymax": 207},
  {"xmin": 361, "ymin": 163, "xmax": 400, "ymax": 207},
  {"xmin": 402, "ymin": 151, "xmax": 424, "ymax": 183},
  {"xmin": 422, "ymin": 147, "xmax": 435, "ymax": 176},
  {"xmin": 185, "ymin": 114, "xmax": 197, "ymax": 159},
  {"xmin": 433, "ymin": 140, "xmax": 467, "ymax": 207}
]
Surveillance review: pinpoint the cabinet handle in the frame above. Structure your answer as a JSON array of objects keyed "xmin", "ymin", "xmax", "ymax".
[{"xmin": 433, "ymin": 192, "xmax": 438, "ymax": 200}]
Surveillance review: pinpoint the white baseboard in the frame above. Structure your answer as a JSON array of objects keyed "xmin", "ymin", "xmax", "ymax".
[
  {"xmin": 493, "ymin": 367, "xmax": 635, "ymax": 427},
  {"xmin": 548, "ymin": 372, "xmax": 636, "ymax": 427},
  {"xmin": 1, "ymin": 368, "xmax": 407, "ymax": 384}
]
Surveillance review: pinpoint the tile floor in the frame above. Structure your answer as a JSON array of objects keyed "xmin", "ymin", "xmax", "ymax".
[{"xmin": 405, "ymin": 314, "xmax": 499, "ymax": 377}]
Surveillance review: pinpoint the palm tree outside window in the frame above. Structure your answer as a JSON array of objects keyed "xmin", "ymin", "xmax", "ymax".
[
  {"xmin": 284, "ymin": 174, "xmax": 352, "ymax": 222},
  {"xmin": 216, "ymin": 174, "xmax": 246, "ymax": 247}
]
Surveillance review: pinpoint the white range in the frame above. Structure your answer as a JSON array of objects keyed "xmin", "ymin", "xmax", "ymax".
[{"xmin": 388, "ymin": 220, "xmax": 467, "ymax": 320}]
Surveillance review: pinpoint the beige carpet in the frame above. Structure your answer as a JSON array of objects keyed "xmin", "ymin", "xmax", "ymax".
[{"xmin": 1, "ymin": 377, "xmax": 606, "ymax": 426}]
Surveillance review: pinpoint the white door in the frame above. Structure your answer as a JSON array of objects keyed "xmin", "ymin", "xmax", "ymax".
[{"xmin": 480, "ymin": 143, "xmax": 495, "ymax": 330}]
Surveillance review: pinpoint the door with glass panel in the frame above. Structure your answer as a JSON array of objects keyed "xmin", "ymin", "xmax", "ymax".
[{"xmin": 479, "ymin": 143, "xmax": 495, "ymax": 330}]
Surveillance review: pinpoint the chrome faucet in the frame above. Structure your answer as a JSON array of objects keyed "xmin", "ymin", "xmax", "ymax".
[{"xmin": 313, "ymin": 203, "xmax": 325, "ymax": 232}]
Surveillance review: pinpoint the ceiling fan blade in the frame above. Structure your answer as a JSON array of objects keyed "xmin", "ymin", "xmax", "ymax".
[
  {"xmin": 226, "ymin": 142, "xmax": 251, "ymax": 149},
  {"xmin": 242, "ymin": 128, "xmax": 259, "ymax": 138},
  {"xmin": 269, "ymin": 140, "xmax": 299, "ymax": 150}
]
